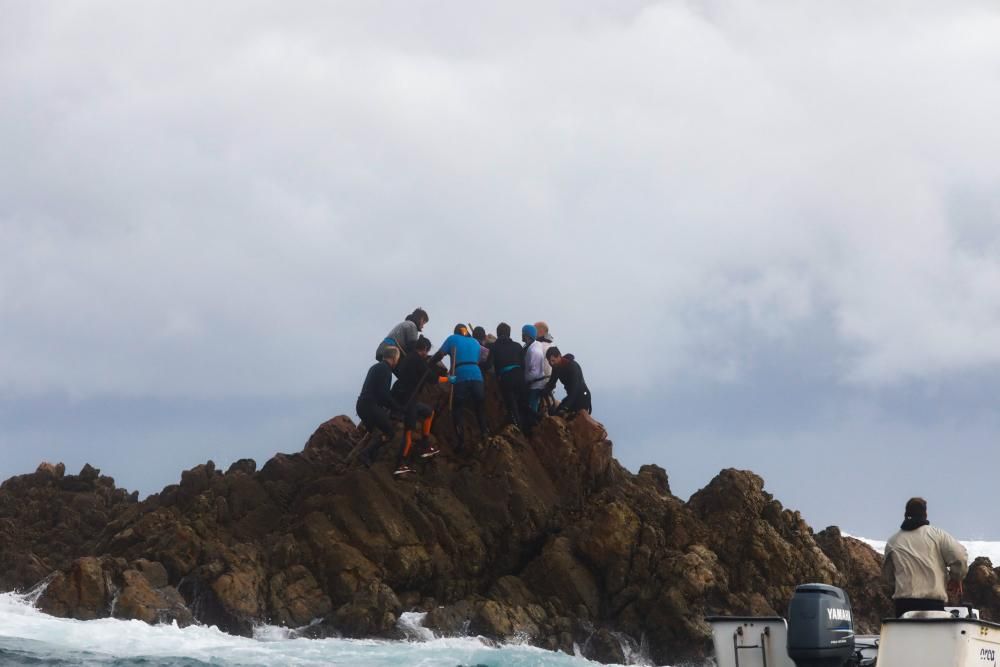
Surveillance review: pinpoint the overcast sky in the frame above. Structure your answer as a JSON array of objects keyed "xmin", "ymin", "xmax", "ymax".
[{"xmin": 2, "ymin": 1, "xmax": 1000, "ymax": 540}]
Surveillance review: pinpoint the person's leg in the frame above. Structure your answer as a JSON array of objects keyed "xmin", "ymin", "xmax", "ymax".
[
  {"xmin": 471, "ymin": 381, "xmax": 488, "ymax": 439},
  {"xmin": 499, "ymin": 375, "xmax": 521, "ymax": 429},
  {"xmin": 894, "ymin": 598, "xmax": 945, "ymax": 618},
  {"xmin": 452, "ymin": 382, "xmax": 468, "ymax": 450},
  {"xmin": 415, "ymin": 403, "xmax": 439, "ymax": 457},
  {"xmin": 361, "ymin": 405, "xmax": 394, "ymax": 466},
  {"xmin": 527, "ymin": 388, "xmax": 542, "ymax": 414},
  {"xmin": 517, "ymin": 383, "xmax": 534, "ymax": 435}
]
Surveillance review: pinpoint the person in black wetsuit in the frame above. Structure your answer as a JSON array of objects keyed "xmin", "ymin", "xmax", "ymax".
[
  {"xmin": 543, "ymin": 347, "xmax": 592, "ymax": 416},
  {"xmin": 389, "ymin": 336, "xmax": 448, "ymax": 474},
  {"xmin": 356, "ymin": 347, "xmax": 404, "ymax": 467},
  {"xmin": 491, "ymin": 322, "xmax": 531, "ymax": 434}
]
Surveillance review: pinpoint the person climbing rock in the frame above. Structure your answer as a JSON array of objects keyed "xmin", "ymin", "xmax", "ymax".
[
  {"xmin": 491, "ymin": 322, "xmax": 531, "ymax": 434},
  {"xmin": 522, "ymin": 324, "xmax": 549, "ymax": 415},
  {"xmin": 883, "ymin": 497, "xmax": 968, "ymax": 618},
  {"xmin": 356, "ymin": 347, "xmax": 405, "ymax": 467},
  {"xmin": 375, "ymin": 307, "xmax": 429, "ymax": 362},
  {"xmin": 543, "ymin": 347, "xmax": 592, "ymax": 416},
  {"xmin": 390, "ymin": 336, "xmax": 447, "ymax": 474},
  {"xmin": 431, "ymin": 324, "xmax": 489, "ymax": 451},
  {"xmin": 472, "ymin": 325, "xmax": 492, "ymax": 372}
]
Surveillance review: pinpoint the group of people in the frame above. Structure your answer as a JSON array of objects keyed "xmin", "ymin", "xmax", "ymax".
[{"xmin": 355, "ymin": 308, "xmax": 593, "ymax": 477}]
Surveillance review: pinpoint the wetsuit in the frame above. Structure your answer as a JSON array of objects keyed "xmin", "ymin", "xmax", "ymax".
[
  {"xmin": 432, "ymin": 333, "xmax": 488, "ymax": 448},
  {"xmin": 391, "ymin": 353, "xmax": 444, "ymax": 431},
  {"xmin": 491, "ymin": 335, "xmax": 529, "ymax": 433},
  {"xmin": 356, "ymin": 360, "xmax": 404, "ymax": 463},
  {"xmin": 544, "ymin": 354, "xmax": 592, "ymax": 415}
]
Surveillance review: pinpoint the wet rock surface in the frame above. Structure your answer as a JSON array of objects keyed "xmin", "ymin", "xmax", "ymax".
[{"xmin": 2, "ymin": 380, "xmax": 997, "ymax": 664}]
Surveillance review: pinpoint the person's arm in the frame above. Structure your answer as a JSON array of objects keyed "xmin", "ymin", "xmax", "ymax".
[
  {"xmin": 543, "ymin": 369, "xmax": 558, "ymax": 394},
  {"xmin": 401, "ymin": 322, "xmax": 419, "ymax": 352},
  {"xmin": 561, "ymin": 362, "xmax": 585, "ymax": 410},
  {"xmin": 524, "ymin": 345, "xmax": 544, "ymax": 384},
  {"xmin": 882, "ymin": 544, "xmax": 896, "ymax": 588},
  {"xmin": 430, "ymin": 336, "xmax": 452, "ymax": 366},
  {"xmin": 377, "ymin": 364, "xmax": 404, "ymax": 411},
  {"xmin": 940, "ymin": 531, "xmax": 969, "ymax": 582}
]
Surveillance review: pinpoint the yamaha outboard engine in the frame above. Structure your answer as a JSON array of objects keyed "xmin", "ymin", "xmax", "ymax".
[{"xmin": 786, "ymin": 583, "xmax": 855, "ymax": 667}]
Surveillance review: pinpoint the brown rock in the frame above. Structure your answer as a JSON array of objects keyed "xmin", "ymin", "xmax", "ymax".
[{"xmin": 269, "ymin": 566, "xmax": 333, "ymax": 627}]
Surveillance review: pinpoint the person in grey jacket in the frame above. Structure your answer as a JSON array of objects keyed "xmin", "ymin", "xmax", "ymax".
[
  {"xmin": 375, "ymin": 308, "xmax": 429, "ymax": 361},
  {"xmin": 882, "ymin": 497, "xmax": 968, "ymax": 618}
]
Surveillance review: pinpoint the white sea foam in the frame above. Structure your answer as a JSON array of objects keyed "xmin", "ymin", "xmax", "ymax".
[{"xmin": 0, "ymin": 590, "xmax": 625, "ymax": 666}]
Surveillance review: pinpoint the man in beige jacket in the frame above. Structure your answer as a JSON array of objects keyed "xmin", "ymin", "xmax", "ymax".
[{"xmin": 882, "ymin": 497, "xmax": 968, "ymax": 618}]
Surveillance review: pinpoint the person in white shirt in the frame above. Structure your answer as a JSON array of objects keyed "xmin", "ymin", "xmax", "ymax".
[{"xmin": 882, "ymin": 497, "xmax": 968, "ymax": 618}]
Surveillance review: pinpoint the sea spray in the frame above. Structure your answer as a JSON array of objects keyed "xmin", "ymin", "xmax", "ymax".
[{"xmin": 0, "ymin": 591, "xmax": 625, "ymax": 666}]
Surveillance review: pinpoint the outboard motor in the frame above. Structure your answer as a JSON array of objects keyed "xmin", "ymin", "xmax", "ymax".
[{"xmin": 786, "ymin": 584, "xmax": 855, "ymax": 667}]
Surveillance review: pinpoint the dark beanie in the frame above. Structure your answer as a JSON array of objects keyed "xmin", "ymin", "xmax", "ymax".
[{"xmin": 905, "ymin": 497, "xmax": 927, "ymax": 520}]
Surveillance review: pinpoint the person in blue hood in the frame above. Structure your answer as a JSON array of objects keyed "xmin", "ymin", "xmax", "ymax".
[{"xmin": 430, "ymin": 324, "xmax": 490, "ymax": 450}]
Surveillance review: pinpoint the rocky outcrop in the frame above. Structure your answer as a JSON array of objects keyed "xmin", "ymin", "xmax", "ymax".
[
  {"xmin": 2, "ymin": 378, "xmax": 998, "ymax": 664},
  {"xmin": 0, "ymin": 462, "xmax": 138, "ymax": 592}
]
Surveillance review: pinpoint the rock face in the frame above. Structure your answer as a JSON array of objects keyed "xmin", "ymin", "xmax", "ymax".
[{"xmin": 2, "ymin": 380, "xmax": 997, "ymax": 664}]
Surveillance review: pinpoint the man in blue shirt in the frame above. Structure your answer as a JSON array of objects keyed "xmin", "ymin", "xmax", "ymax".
[{"xmin": 430, "ymin": 324, "xmax": 490, "ymax": 451}]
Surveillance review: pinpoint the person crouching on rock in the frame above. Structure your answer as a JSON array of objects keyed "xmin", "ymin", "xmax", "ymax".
[
  {"xmin": 375, "ymin": 307, "xmax": 429, "ymax": 362},
  {"xmin": 356, "ymin": 346, "xmax": 405, "ymax": 467},
  {"xmin": 883, "ymin": 496, "xmax": 968, "ymax": 618},
  {"xmin": 430, "ymin": 324, "xmax": 490, "ymax": 451},
  {"xmin": 389, "ymin": 336, "xmax": 447, "ymax": 475},
  {"xmin": 543, "ymin": 347, "xmax": 592, "ymax": 417}
]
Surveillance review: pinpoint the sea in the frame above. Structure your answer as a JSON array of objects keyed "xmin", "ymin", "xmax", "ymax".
[{"xmin": 2, "ymin": 537, "xmax": 996, "ymax": 667}]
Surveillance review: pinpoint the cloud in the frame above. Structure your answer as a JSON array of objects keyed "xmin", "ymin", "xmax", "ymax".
[{"xmin": 1, "ymin": 0, "xmax": 1000, "ymax": 402}]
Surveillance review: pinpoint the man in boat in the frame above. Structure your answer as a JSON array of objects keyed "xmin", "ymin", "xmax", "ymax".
[{"xmin": 882, "ymin": 497, "xmax": 968, "ymax": 618}]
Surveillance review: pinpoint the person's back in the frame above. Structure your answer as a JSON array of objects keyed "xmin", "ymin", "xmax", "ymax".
[
  {"xmin": 492, "ymin": 336, "xmax": 524, "ymax": 378},
  {"xmin": 492, "ymin": 323, "xmax": 530, "ymax": 434},
  {"xmin": 431, "ymin": 325, "xmax": 489, "ymax": 449},
  {"xmin": 883, "ymin": 497, "xmax": 968, "ymax": 617},
  {"xmin": 440, "ymin": 333, "xmax": 484, "ymax": 383},
  {"xmin": 375, "ymin": 308, "xmax": 429, "ymax": 361}
]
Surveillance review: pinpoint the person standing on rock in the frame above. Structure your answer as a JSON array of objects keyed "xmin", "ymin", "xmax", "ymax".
[
  {"xmin": 492, "ymin": 322, "xmax": 531, "ymax": 435},
  {"xmin": 430, "ymin": 324, "xmax": 489, "ymax": 451},
  {"xmin": 883, "ymin": 497, "xmax": 968, "ymax": 618},
  {"xmin": 356, "ymin": 347, "xmax": 405, "ymax": 467},
  {"xmin": 543, "ymin": 347, "xmax": 592, "ymax": 416},
  {"xmin": 522, "ymin": 324, "xmax": 549, "ymax": 415},
  {"xmin": 389, "ymin": 336, "xmax": 447, "ymax": 474},
  {"xmin": 375, "ymin": 308, "xmax": 429, "ymax": 362}
]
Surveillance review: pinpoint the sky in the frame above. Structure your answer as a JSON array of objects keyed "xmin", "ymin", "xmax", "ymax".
[{"xmin": 2, "ymin": 0, "xmax": 1000, "ymax": 540}]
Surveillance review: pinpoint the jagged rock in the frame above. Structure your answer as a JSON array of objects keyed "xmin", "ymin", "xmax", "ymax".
[
  {"xmin": 269, "ymin": 565, "xmax": 333, "ymax": 627},
  {"xmin": 583, "ymin": 627, "xmax": 627, "ymax": 665},
  {"xmin": 115, "ymin": 568, "xmax": 193, "ymax": 625},
  {"xmin": 38, "ymin": 556, "xmax": 110, "ymax": 620},
  {"xmin": 3, "ymin": 375, "xmax": 1000, "ymax": 664},
  {"xmin": 962, "ymin": 557, "xmax": 1000, "ymax": 621},
  {"xmin": 333, "ymin": 581, "xmax": 401, "ymax": 636}
]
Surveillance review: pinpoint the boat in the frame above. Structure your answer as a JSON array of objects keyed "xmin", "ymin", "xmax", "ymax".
[{"xmin": 706, "ymin": 583, "xmax": 999, "ymax": 666}]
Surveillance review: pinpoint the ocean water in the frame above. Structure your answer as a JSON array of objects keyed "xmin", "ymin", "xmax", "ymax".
[{"xmin": 0, "ymin": 589, "xmax": 648, "ymax": 667}]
